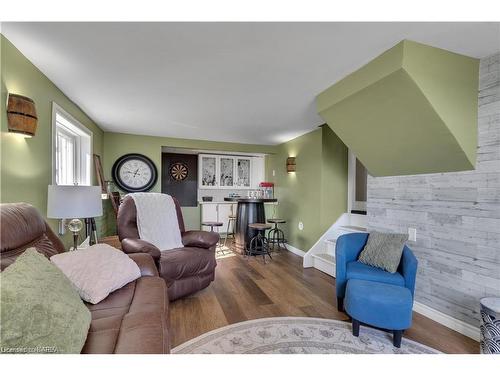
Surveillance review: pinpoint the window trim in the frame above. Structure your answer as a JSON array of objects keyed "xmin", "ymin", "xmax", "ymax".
[{"xmin": 51, "ymin": 102, "xmax": 93, "ymax": 186}]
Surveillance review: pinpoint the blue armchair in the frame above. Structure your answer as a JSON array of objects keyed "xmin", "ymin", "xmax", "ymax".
[{"xmin": 335, "ymin": 232, "xmax": 418, "ymax": 312}]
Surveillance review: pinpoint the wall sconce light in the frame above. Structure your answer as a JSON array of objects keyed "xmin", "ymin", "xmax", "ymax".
[
  {"xmin": 6, "ymin": 93, "xmax": 38, "ymax": 137},
  {"xmin": 286, "ymin": 157, "xmax": 296, "ymax": 173}
]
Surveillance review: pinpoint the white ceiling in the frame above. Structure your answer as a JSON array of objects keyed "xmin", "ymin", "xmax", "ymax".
[{"xmin": 3, "ymin": 22, "xmax": 499, "ymax": 145}]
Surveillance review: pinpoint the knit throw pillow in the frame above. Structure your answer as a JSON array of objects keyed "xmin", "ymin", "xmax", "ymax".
[
  {"xmin": 50, "ymin": 244, "xmax": 141, "ymax": 304},
  {"xmin": 358, "ymin": 231, "xmax": 408, "ymax": 273}
]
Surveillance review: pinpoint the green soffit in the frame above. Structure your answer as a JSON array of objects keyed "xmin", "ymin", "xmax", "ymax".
[{"xmin": 317, "ymin": 40, "xmax": 479, "ymax": 177}]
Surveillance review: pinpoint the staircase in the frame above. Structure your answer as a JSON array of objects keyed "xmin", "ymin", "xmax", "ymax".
[{"xmin": 303, "ymin": 213, "xmax": 367, "ymax": 277}]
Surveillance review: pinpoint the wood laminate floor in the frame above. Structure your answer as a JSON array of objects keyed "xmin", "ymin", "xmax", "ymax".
[{"xmin": 169, "ymin": 246, "xmax": 479, "ymax": 353}]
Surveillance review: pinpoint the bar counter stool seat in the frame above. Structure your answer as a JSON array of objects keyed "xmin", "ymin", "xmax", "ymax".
[
  {"xmin": 247, "ymin": 223, "xmax": 273, "ymax": 263},
  {"xmin": 267, "ymin": 218, "xmax": 287, "ymax": 251},
  {"xmin": 268, "ymin": 218, "xmax": 286, "ymax": 224}
]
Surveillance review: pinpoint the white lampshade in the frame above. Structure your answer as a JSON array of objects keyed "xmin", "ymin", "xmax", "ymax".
[{"xmin": 47, "ymin": 185, "xmax": 103, "ymax": 219}]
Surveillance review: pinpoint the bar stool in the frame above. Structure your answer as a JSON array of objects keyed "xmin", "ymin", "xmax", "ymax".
[
  {"xmin": 202, "ymin": 221, "xmax": 224, "ymax": 254},
  {"xmin": 247, "ymin": 223, "xmax": 273, "ymax": 263},
  {"xmin": 267, "ymin": 218, "xmax": 287, "ymax": 251},
  {"xmin": 223, "ymin": 214, "xmax": 236, "ymax": 248}
]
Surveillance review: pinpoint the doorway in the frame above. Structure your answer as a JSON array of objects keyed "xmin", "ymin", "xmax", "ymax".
[{"xmin": 348, "ymin": 150, "xmax": 367, "ymax": 214}]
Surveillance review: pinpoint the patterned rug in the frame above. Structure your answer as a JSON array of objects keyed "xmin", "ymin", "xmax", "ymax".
[{"xmin": 172, "ymin": 317, "xmax": 440, "ymax": 354}]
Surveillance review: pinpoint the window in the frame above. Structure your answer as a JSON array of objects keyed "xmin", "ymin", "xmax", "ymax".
[{"xmin": 52, "ymin": 103, "xmax": 92, "ymax": 186}]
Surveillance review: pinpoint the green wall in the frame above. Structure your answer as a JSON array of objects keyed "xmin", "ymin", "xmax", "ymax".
[
  {"xmin": 317, "ymin": 40, "xmax": 479, "ymax": 177},
  {"xmin": 320, "ymin": 125, "xmax": 349, "ymax": 232},
  {"xmin": 102, "ymin": 132, "xmax": 275, "ymax": 233},
  {"xmin": 266, "ymin": 126, "xmax": 348, "ymax": 251},
  {"xmin": 0, "ymin": 35, "xmax": 105, "ymax": 247},
  {"xmin": 1, "ymin": 33, "xmax": 349, "ymax": 253}
]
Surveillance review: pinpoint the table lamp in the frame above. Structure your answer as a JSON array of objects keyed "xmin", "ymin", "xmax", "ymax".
[{"xmin": 47, "ymin": 185, "xmax": 103, "ymax": 250}]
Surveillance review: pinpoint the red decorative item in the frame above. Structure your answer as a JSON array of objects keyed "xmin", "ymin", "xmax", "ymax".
[
  {"xmin": 259, "ymin": 182, "xmax": 274, "ymax": 199},
  {"xmin": 259, "ymin": 182, "xmax": 274, "ymax": 187}
]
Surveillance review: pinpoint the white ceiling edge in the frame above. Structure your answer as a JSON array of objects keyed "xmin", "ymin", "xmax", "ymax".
[
  {"xmin": 161, "ymin": 146, "xmax": 269, "ymax": 156},
  {"xmin": 2, "ymin": 22, "xmax": 500, "ymax": 145}
]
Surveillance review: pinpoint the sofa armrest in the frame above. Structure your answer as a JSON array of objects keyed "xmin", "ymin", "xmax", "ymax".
[
  {"xmin": 127, "ymin": 253, "xmax": 159, "ymax": 277},
  {"xmin": 335, "ymin": 232, "xmax": 369, "ymax": 298},
  {"xmin": 182, "ymin": 230, "xmax": 219, "ymax": 249},
  {"xmin": 121, "ymin": 238, "xmax": 161, "ymax": 263},
  {"xmin": 401, "ymin": 246, "xmax": 418, "ymax": 297}
]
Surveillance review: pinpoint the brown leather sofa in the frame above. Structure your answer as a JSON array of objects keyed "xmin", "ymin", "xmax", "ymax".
[
  {"xmin": 0, "ymin": 203, "xmax": 170, "ymax": 354},
  {"xmin": 117, "ymin": 195, "xmax": 219, "ymax": 301}
]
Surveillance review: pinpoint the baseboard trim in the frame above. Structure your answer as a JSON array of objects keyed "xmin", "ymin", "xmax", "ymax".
[
  {"xmin": 285, "ymin": 244, "xmax": 306, "ymax": 257},
  {"xmin": 413, "ymin": 301, "xmax": 480, "ymax": 342}
]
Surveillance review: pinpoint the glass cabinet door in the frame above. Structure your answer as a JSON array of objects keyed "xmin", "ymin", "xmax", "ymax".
[
  {"xmin": 219, "ymin": 157, "xmax": 234, "ymax": 187},
  {"xmin": 236, "ymin": 158, "xmax": 251, "ymax": 187},
  {"xmin": 200, "ymin": 155, "xmax": 217, "ymax": 187}
]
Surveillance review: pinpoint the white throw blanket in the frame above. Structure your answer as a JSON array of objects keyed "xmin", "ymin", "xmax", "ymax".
[{"xmin": 130, "ymin": 193, "xmax": 183, "ymax": 251}]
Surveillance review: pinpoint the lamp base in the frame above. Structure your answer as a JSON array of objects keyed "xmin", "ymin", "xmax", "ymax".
[
  {"xmin": 68, "ymin": 218, "xmax": 83, "ymax": 251},
  {"xmin": 72, "ymin": 232, "xmax": 79, "ymax": 251}
]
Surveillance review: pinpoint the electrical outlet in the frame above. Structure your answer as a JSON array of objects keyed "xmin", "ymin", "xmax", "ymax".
[
  {"xmin": 298, "ymin": 221, "xmax": 304, "ymax": 231},
  {"xmin": 408, "ymin": 227, "xmax": 417, "ymax": 242}
]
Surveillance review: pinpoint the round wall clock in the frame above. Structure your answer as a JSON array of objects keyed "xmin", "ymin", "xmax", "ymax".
[
  {"xmin": 111, "ymin": 153, "xmax": 158, "ymax": 192},
  {"xmin": 169, "ymin": 162, "xmax": 188, "ymax": 181}
]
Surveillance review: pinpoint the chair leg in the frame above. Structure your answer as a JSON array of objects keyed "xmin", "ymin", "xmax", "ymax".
[
  {"xmin": 223, "ymin": 219, "xmax": 231, "ymax": 248},
  {"xmin": 337, "ymin": 297, "xmax": 344, "ymax": 312},
  {"xmin": 247, "ymin": 236, "xmax": 257, "ymax": 260},
  {"xmin": 258, "ymin": 234, "xmax": 266, "ymax": 264},
  {"xmin": 278, "ymin": 228, "xmax": 285, "ymax": 251},
  {"xmin": 393, "ymin": 330, "xmax": 403, "ymax": 348},
  {"xmin": 352, "ymin": 319, "xmax": 360, "ymax": 337},
  {"xmin": 216, "ymin": 227, "xmax": 225, "ymax": 255},
  {"xmin": 264, "ymin": 235, "xmax": 272, "ymax": 260}
]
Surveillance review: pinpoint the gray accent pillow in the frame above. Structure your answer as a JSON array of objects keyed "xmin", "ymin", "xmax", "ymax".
[{"xmin": 358, "ymin": 231, "xmax": 408, "ymax": 273}]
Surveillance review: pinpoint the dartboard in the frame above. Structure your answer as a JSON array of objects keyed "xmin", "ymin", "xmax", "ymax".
[{"xmin": 169, "ymin": 162, "xmax": 188, "ymax": 181}]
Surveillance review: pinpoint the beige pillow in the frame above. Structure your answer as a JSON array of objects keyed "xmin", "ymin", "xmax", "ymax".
[{"xmin": 50, "ymin": 244, "xmax": 141, "ymax": 304}]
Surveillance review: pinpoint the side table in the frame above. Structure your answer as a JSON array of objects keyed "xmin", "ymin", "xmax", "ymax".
[{"xmin": 480, "ymin": 297, "xmax": 500, "ymax": 354}]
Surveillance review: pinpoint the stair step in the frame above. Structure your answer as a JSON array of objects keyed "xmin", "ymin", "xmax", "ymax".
[
  {"xmin": 339, "ymin": 225, "xmax": 367, "ymax": 232},
  {"xmin": 312, "ymin": 253, "xmax": 335, "ymax": 264},
  {"xmin": 312, "ymin": 253, "xmax": 336, "ymax": 277}
]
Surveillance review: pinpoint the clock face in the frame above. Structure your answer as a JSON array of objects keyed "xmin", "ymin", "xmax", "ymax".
[{"xmin": 112, "ymin": 154, "xmax": 157, "ymax": 192}]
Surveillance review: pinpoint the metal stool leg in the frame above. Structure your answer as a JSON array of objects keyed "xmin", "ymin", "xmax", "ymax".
[
  {"xmin": 259, "ymin": 234, "xmax": 266, "ymax": 263},
  {"xmin": 210, "ymin": 225, "xmax": 225, "ymax": 255},
  {"xmin": 248, "ymin": 236, "xmax": 257, "ymax": 260},
  {"xmin": 273, "ymin": 227, "xmax": 280, "ymax": 252},
  {"xmin": 247, "ymin": 230, "xmax": 272, "ymax": 264},
  {"xmin": 223, "ymin": 219, "xmax": 231, "ymax": 248},
  {"xmin": 263, "ymin": 234, "xmax": 272, "ymax": 260},
  {"xmin": 267, "ymin": 223, "xmax": 279, "ymax": 251},
  {"xmin": 278, "ymin": 228, "xmax": 286, "ymax": 251}
]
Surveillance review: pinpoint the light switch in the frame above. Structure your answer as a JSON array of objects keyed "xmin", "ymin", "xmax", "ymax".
[
  {"xmin": 298, "ymin": 221, "xmax": 304, "ymax": 231},
  {"xmin": 272, "ymin": 170, "xmax": 276, "ymax": 176},
  {"xmin": 408, "ymin": 227, "xmax": 417, "ymax": 242}
]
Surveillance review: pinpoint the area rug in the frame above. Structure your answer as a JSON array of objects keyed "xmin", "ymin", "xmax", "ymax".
[{"xmin": 172, "ymin": 317, "xmax": 440, "ymax": 354}]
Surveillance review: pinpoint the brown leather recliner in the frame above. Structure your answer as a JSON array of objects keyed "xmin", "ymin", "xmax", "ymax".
[
  {"xmin": 117, "ymin": 195, "xmax": 219, "ymax": 301},
  {"xmin": 0, "ymin": 202, "xmax": 170, "ymax": 354}
]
